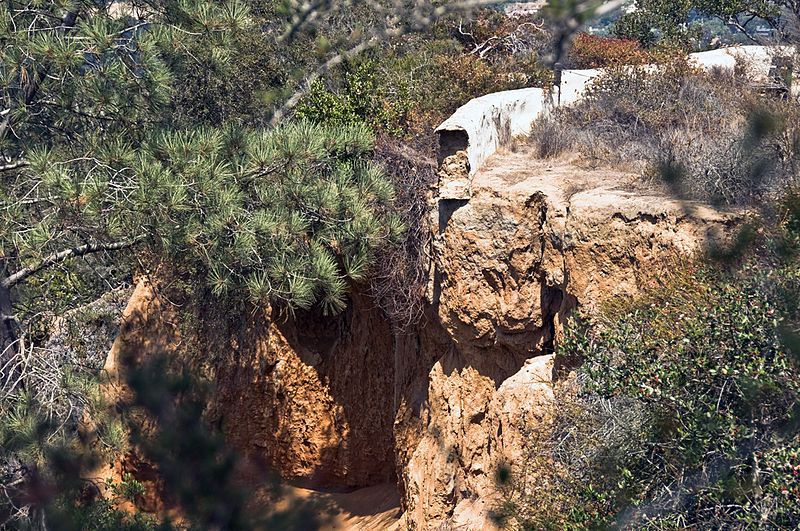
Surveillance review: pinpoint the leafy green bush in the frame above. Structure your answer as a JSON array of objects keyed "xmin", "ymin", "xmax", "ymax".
[
  {"xmin": 613, "ymin": 0, "xmax": 698, "ymax": 48},
  {"xmin": 575, "ymin": 259, "xmax": 800, "ymax": 527},
  {"xmin": 293, "ymin": 7, "xmax": 554, "ymax": 139},
  {"xmin": 295, "ymin": 60, "xmax": 413, "ymax": 136},
  {"xmin": 295, "ymin": 41, "xmax": 552, "ymax": 139},
  {"xmin": 502, "ymin": 221, "xmax": 800, "ymax": 528}
]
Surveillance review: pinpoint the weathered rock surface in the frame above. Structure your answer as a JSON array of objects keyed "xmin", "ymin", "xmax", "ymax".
[
  {"xmin": 395, "ymin": 151, "xmax": 740, "ymax": 528},
  {"xmin": 104, "ymin": 148, "xmax": 741, "ymax": 529},
  {"xmin": 438, "ymin": 150, "xmax": 472, "ymax": 200},
  {"xmin": 104, "ymin": 280, "xmax": 397, "ymax": 490},
  {"xmin": 46, "ymin": 286, "xmax": 132, "ymax": 371},
  {"xmin": 397, "ymin": 354, "xmax": 555, "ymax": 529},
  {"xmin": 213, "ymin": 290, "xmax": 396, "ymax": 488}
]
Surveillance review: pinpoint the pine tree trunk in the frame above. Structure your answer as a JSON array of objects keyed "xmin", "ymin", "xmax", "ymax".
[{"xmin": 0, "ymin": 270, "xmax": 19, "ymax": 363}]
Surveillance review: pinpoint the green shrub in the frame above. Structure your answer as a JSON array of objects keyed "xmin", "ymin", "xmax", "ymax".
[
  {"xmin": 295, "ymin": 37, "xmax": 553, "ymax": 139},
  {"xmin": 294, "ymin": 78, "xmax": 363, "ymax": 127},
  {"xmin": 579, "ymin": 263, "xmax": 800, "ymax": 527},
  {"xmin": 293, "ymin": 7, "xmax": 554, "ymax": 139},
  {"xmin": 500, "ymin": 186, "xmax": 800, "ymax": 528},
  {"xmin": 295, "ymin": 59, "xmax": 415, "ymax": 136},
  {"xmin": 613, "ymin": 0, "xmax": 699, "ymax": 49},
  {"xmin": 504, "ymin": 244, "xmax": 800, "ymax": 528}
]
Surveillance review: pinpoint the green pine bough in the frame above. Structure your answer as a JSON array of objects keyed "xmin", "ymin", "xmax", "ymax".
[
  {"xmin": 0, "ymin": 1, "xmax": 403, "ymax": 332},
  {"xmin": 142, "ymin": 122, "xmax": 403, "ymax": 314}
]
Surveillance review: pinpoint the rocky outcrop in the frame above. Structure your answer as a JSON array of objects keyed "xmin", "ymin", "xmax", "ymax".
[
  {"xmin": 433, "ymin": 154, "xmax": 734, "ymax": 364},
  {"xmin": 104, "ymin": 148, "xmax": 741, "ymax": 528},
  {"xmin": 394, "ymin": 152, "xmax": 740, "ymax": 528},
  {"xmin": 103, "ymin": 280, "xmax": 397, "ymax": 491},
  {"xmin": 212, "ymin": 290, "xmax": 397, "ymax": 488},
  {"xmin": 397, "ymin": 353, "xmax": 555, "ymax": 529},
  {"xmin": 46, "ymin": 286, "xmax": 132, "ymax": 370},
  {"xmin": 438, "ymin": 151, "xmax": 472, "ymax": 200}
]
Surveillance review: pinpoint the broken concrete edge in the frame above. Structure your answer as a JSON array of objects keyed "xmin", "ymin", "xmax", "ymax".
[
  {"xmin": 435, "ymin": 44, "xmax": 799, "ymax": 191},
  {"xmin": 435, "ymin": 88, "xmax": 549, "ymax": 180}
]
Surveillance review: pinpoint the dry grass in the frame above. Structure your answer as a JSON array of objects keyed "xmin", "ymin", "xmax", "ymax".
[{"xmin": 529, "ymin": 57, "xmax": 800, "ymax": 206}]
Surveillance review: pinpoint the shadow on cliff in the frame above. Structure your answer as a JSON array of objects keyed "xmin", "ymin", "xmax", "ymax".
[
  {"xmin": 274, "ymin": 291, "xmax": 398, "ymax": 489},
  {"xmin": 436, "ymin": 277, "xmax": 575, "ymax": 389},
  {"xmin": 207, "ymin": 287, "xmax": 399, "ymax": 494},
  {"xmin": 119, "ymin": 353, "xmax": 334, "ymax": 530}
]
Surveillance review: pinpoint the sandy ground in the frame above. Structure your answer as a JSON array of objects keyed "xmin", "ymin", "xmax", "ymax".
[
  {"xmin": 292, "ymin": 483, "xmax": 401, "ymax": 530},
  {"xmin": 264, "ymin": 482, "xmax": 402, "ymax": 530},
  {"xmin": 474, "ymin": 145, "xmax": 646, "ymax": 195}
]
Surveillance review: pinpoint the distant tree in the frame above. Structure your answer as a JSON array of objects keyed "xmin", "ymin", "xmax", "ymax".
[
  {"xmin": 616, "ymin": 0, "xmax": 800, "ymax": 46},
  {"xmin": 694, "ymin": 0, "xmax": 800, "ymax": 43},
  {"xmin": 613, "ymin": 0, "xmax": 696, "ymax": 47}
]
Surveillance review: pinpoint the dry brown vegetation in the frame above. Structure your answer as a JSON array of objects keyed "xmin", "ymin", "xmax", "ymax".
[
  {"xmin": 370, "ymin": 136, "xmax": 437, "ymax": 332},
  {"xmin": 530, "ymin": 54, "xmax": 800, "ymax": 206}
]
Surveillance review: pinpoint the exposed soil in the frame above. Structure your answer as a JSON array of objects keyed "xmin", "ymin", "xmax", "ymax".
[{"xmin": 264, "ymin": 482, "xmax": 401, "ymax": 530}]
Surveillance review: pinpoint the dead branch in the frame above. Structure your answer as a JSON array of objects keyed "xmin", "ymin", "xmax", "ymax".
[{"xmin": 1, "ymin": 238, "xmax": 143, "ymax": 290}]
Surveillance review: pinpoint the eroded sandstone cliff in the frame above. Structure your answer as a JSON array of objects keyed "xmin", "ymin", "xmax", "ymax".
[
  {"xmin": 104, "ymin": 148, "xmax": 740, "ymax": 529},
  {"xmin": 396, "ymin": 151, "xmax": 738, "ymax": 528}
]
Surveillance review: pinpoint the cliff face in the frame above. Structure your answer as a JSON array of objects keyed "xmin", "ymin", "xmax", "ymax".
[
  {"xmin": 106, "ymin": 150, "xmax": 739, "ymax": 528},
  {"xmin": 212, "ymin": 290, "xmax": 397, "ymax": 488},
  {"xmin": 395, "ymin": 152, "xmax": 738, "ymax": 527},
  {"xmin": 104, "ymin": 281, "xmax": 398, "ymax": 490}
]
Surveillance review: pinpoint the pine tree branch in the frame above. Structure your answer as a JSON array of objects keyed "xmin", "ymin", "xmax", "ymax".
[
  {"xmin": 0, "ymin": 8, "xmax": 80, "ymax": 144},
  {"xmin": 727, "ymin": 13, "xmax": 767, "ymax": 44},
  {"xmin": 279, "ymin": 0, "xmax": 334, "ymax": 43},
  {"xmin": 1, "ymin": 238, "xmax": 143, "ymax": 290},
  {"xmin": 0, "ymin": 160, "xmax": 28, "ymax": 173}
]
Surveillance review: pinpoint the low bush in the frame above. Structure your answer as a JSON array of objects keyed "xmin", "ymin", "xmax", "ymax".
[
  {"xmin": 527, "ymin": 117, "xmax": 577, "ymax": 159},
  {"xmin": 295, "ymin": 59, "xmax": 414, "ymax": 137},
  {"xmin": 531, "ymin": 55, "xmax": 800, "ymax": 205},
  {"xmin": 568, "ymin": 33, "xmax": 650, "ymax": 68},
  {"xmin": 295, "ymin": 48, "xmax": 552, "ymax": 138}
]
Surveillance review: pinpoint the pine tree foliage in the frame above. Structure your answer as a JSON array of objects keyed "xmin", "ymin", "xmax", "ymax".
[
  {"xmin": 0, "ymin": 1, "xmax": 247, "ymax": 292},
  {"xmin": 142, "ymin": 122, "xmax": 402, "ymax": 313},
  {"xmin": 0, "ymin": 1, "xmax": 400, "ymax": 318}
]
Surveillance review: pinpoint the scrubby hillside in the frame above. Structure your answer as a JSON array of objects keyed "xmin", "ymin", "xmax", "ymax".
[{"xmin": 1, "ymin": 1, "xmax": 800, "ymax": 530}]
